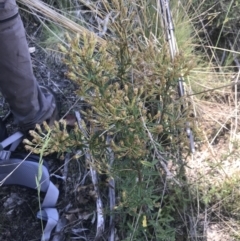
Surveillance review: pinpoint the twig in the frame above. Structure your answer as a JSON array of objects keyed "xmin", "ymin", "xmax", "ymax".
[
  {"xmin": 63, "ymin": 153, "xmax": 70, "ymax": 181},
  {"xmin": 228, "ymin": 39, "xmax": 240, "ymax": 71},
  {"xmin": 220, "ymin": 45, "xmax": 226, "ymax": 66},
  {"xmin": 89, "ymin": 155, "xmax": 105, "ymax": 240},
  {"xmin": 75, "ymin": 111, "xmax": 88, "ymax": 137},
  {"xmin": 186, "ymin": 81, "xmax": 239, "ymax": 97},
  {"xmin": 96, "ymin": 12, "xmax": 112, "ymax": 37},
  {"xmin": 106, "ymin": 136, "xmax": 115, "ymax": 241},
  {"xmin": 63, "ymin": 153, "xmax": 70, "ymax": 198},
  {"xmin": 141, "ymin": 116, "xmax": 182, "ymax": 186},
  {"xmin": 74, "ymin": 111, "xmax": 105, "ymax": 239}
]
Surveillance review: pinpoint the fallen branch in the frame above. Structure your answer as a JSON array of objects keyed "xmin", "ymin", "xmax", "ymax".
[
  {"xmin": 106, "ymin": 136, "xmax": 115, "ymax": 241},
  {"xmin": 75, "ymin": 111, "xmax": 105, "ymax": 239}
]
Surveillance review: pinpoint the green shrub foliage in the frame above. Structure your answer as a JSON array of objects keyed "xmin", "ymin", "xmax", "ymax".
[{"xmin": 24, "ymin": 1, "xmax": 196, "ymax": 239}]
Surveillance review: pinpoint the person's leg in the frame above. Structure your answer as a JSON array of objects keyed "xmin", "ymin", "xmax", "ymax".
[{"xmin": 0, "ymin": 0, "xmax": 56, "ymax": 131}]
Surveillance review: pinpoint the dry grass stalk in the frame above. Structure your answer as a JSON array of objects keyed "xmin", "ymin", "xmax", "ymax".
[{"xmin": 18, "ymin": 0, "xmax": 106, "ymax": 45}]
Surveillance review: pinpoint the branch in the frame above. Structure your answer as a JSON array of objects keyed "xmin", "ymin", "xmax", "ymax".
[
  {"xmin": 141, "ymin": 116, "xmax": 182, "ymax": 187},
  {"xmin": 106, "ymin": 136, "xmax": 115, "ymax": 241},
  {"xmin": 75, "ymin": 111, "xmax": 105, "ymax": 239}
]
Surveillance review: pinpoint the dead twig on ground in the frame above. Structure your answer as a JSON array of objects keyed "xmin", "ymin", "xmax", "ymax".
[
  {"xmin": 74, "ymin": 111, "xmax": 105, "ymax": 240},
  {"xmin": 106, "ymin": 136, "xmax": 115, "ymax": 241}
]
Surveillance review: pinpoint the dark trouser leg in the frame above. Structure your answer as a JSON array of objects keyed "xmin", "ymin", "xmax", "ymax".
[{"xmin": 0, "ymin": 0, "xmax": 55, "ymax": 130}]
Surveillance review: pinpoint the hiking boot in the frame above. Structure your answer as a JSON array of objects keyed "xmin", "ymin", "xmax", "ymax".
[
  {"xmin": 39, "ymin": 85, "xmax": 60, "ymax": 127},
  {"xmin": 3, "ymin": 85, "xmax": 60, "ymax": 134}
]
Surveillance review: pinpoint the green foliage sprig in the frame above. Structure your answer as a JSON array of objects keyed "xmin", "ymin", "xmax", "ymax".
[{"xmin": 23, "ymin": 120, "xmax": 86, "ymax": 159}]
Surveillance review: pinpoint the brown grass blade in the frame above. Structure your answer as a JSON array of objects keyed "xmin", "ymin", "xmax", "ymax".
[{"xmin": 18, "ymin": 0, "xmax": 106, "ymax": 45}]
